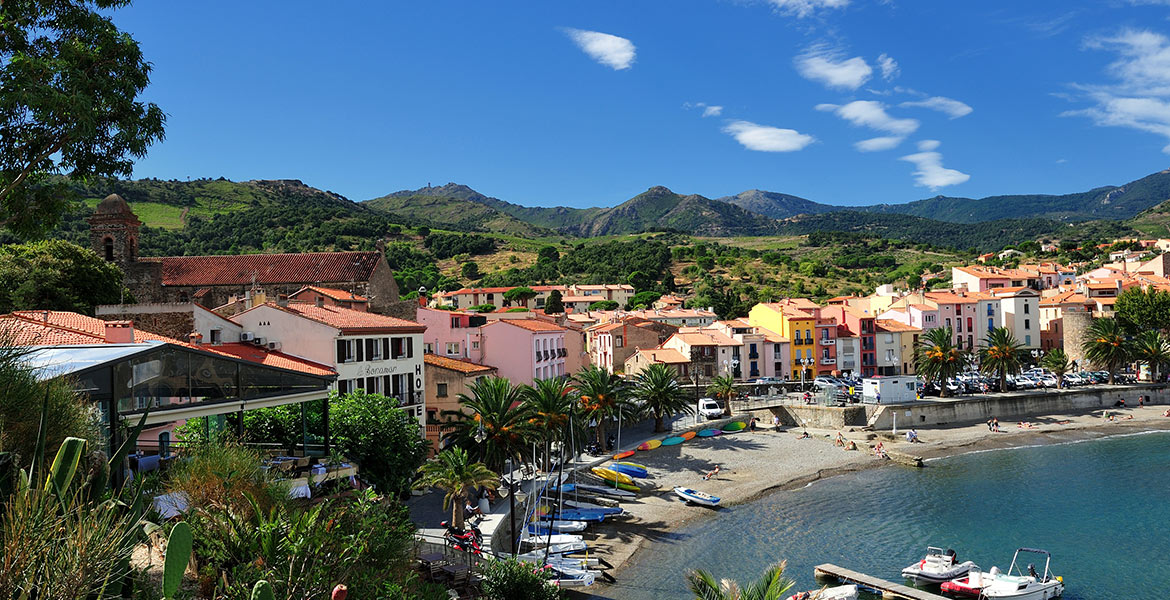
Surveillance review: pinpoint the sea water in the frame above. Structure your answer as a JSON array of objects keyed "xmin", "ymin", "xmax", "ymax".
[{"xmin": 594, "ymin": 430, "xmax": 1170, "ymax": 600}]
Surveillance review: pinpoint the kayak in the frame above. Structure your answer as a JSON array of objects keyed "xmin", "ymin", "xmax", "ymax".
[
  {"xmin": 527, "ymin": 520, "xmax": 588, "ymax": 533},
  {"xmin": 613, "ymin": 450, "xmax": 635, "ymax": 460},
  {"xmin": 613, "ymin": 461, "xmax": 647, "ymax": 470},
  {"xmin": 698, "ymin": 429, "xmax": 722, "ymax": 437},
  {"xmin": 565, "ymin": 483, "xmax": 636, "ymax": 499},
  {"xmin": 673, "ymin": 486, "xmax": 721, "ymax": 507},
  {"xmin": 610, "ymin": 463, "xmax": 648, "ymax": 479},
  {"xmin": 536, "ymin": 509, "xmax": 607, "ymax": 523},
  {"xmin": 722, "ymin": 421, "xmax": 747, "ymax": 432},
  {"xmin": 591, "ymin": 467, "xmax": 634, "ymax": 485},
  {"xmin": 660, "ymin": 436, "xmax": 685, "ymax": 446},
  {"xmin": 637, "ymin": 440, "xmax": 662, "ymax": 451},
  {"xmin": 599, "ymin": 478, "xmax": 640, "ymax": 492},
  {"xmin": 680, "ymin": 431, "xmax": 697, "ymax": 441}
]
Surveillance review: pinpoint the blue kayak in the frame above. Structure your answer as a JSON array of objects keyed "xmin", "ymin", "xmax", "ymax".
[
  {"xmin": 539, "ymin": 508, "xmax": 614, "ymax": 522},
  {"xmin": 610, "ymin": 463, "xmax": 648, "ymax": 479}
]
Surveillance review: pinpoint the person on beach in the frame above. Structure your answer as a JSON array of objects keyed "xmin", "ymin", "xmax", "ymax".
[
  {"xmin": 835, "ymin": 432, "xmax": 846, "ymax": 447},
  {"xmin": 1139, "ymin": 395, "xmax": 1145, "ymax": 408},
  {"xmin": 749, "ymin": 417, "xmax": 758, "ymax": 432},
  {"xmin": 702, "ymin": 466, "xmax": 721, "ymax": 481},
  {"xmin": 987, "ymin": 418, "xmax": 993, "ymax": 431},
  {"xmin": 772, "ymin": 414, "xmax": 780, "ymax": 430},
  {"xmin": 845, "ymin": 440, "xmax": 858, "ymax": 451},
  {"xmin": 1163, "ymin": 408, "xmax": 1170, "ymax": 417},
  {"xmin": 874, "ymin": 441, "xmax": 888, "ymax": 459}
]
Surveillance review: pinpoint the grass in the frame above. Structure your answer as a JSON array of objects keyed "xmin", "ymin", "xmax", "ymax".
[{"xmin": 83, "ymin": 196, "xmax": 255, "ymax": 229}]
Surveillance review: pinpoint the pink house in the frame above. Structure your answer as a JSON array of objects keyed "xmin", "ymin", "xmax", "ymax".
[
  {"xmin": 480, "ymin": 319, "xmax": 567, "ymax": 384},
  {"xmin": 415, "ymin": 306, "xmax": 487, "ymax": 361}
]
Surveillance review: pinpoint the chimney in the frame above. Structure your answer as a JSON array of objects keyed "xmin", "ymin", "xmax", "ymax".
[
  {"xmin": 104, "ymin": 320, "xmax": 134, "ymax": 344},
  {"xmin": 251, "ymin": 291, "xmax": 267, "ymax": 308},
  {"xmin": 316, "ymin": 296, "xmax": 325, "ymax": 308},
  {"xmin": 188, "ymin": 331, "xmax": 203, "ymax": 345}
]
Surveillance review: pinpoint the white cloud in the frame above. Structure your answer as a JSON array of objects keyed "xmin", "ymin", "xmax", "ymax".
[
  {"xmin": 723, "ymin": 120, "xmax": 815, "ymax": 152},
  {"xmin": 899, "ymin": 96, "xmax": 974, "ymax": 119},
  {"xmin": 854, "ymin": 136, "xmax": 905, "ymax": 152},
  {"xmin": 563, "ymin": 28, "xmax": 636, "ymax": 70},
  {"xmin": 900, "ymin": 142, "xmax": 970, "ymax": 190},
  {"xmin": 817, "ymin": 100, "xmax": 920, "ymax": 135},
  {"xmin": 767, "ymin": 0, "xmax": 850, "ymax": 18},
  {"xmin": 703, "ymin": 105, "xmax": 724, "ymax": 117},
  {"xmin": 795, "ymin": 45, "xmax": 873, "ymax": 90},
  {"xmin": 877, "ymin": 53, "xmax": 899, "ymax": 81},
  {"xmin": 1066, "ymin": 28, "xmax": 1170, "ymax": 152}
]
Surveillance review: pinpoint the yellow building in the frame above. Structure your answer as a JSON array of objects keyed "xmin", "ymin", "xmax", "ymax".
[{"xmin": 749, "ymin": 302, "xmax": 816, "ymax": 380}]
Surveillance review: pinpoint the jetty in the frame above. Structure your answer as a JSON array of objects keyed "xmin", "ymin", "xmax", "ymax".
[{"xmin": 813, "ymin": 564, "xmax": 948, "ymax": 600}]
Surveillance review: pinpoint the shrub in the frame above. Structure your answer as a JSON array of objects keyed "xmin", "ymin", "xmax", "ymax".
[
  {"xmin": 479, "ymin": 559, "xmax": 564, "ymax": 600},
  {"xmin": 167, "ymin": 441, "xmax": 288, "ymax": 518},
  {"xmin": 329, "ymin": 390, "xmax": 430, "ymax": 497}
]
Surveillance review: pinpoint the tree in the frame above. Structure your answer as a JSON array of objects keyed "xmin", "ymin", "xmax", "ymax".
[
  {"xmin": 706, "ymin": 374, "xmax": 737, "ymax": 416},
  {"xmin": 416, "ymin": 226, "xmax": 431, "ymax": 237},
  {"xmin": 685, "ymin": 561, "xmax": 796, "ymax": 600},
  {"xmin": 414, "ymin": 447, "xmax": 498, "ymax": 531},
  {"xmin": 1, "ymin": 0, "xmax": 166, "ymax": 237},
  {"xmin": 544, "ymin": 290, "xmax": 565, "ymax": 314},
  {"xmin": 441, "ymin": 376, "xmax": 533, "ymax": 473},
  {"xmin": 1114, "ymin": 287, "xmax": 1170, "ymax": 334},
  {"xmin": 588, "ymin": 300, "xmax": 619, "ymax": 311},
  {"xmin": 503, "ymin": 286, "xmax": 537, "ymax": 308},
  {"xmin": 627, "ymin": 290, "xmax": 662, "ymax": 310},
  {"xmin": 330, "ymin": 390, "xmax": 431, "ymax": 497},
  {"xmin": 633, "ymin": 363, "xmax": 694, "ymax": 432},
  {"xmin": 521, "ymin": 377, "xmax": 573, "ymax": 471},
  {"xmin": 978, "ymin": 327, "xmax": 1024, "ymax": 393},
  {"xmin": 1082, "ymin": 317, "xmax": 1131, "ymax": 384},
  {"xmin": 1041, "ymin": 348, "xmax": 1071, "ymax": 388},
  {"xmin": 537, "ymin": 246, "xmax": 559, "ymax": 263},
  {"xmin": 468, "ymin": 303, "xmax": 497, "ymax": 313},
  {"xmin": 574, "ymin": 365, "xmax": 633, "ymax": 447},
  {"xmin": 915, "ymin": 327, "xmax": 968, "ymax": 398},
  {"xmin": 0, "ymin": 240, "xmax": 128, "ymax": 314},
  {"xmin": 627, "ymin": 269, "xmax": 654, "ymax": 291},
  {"xmin": 1132, "ymin": 330, "xmax": 1170, "ymax": 382},
  {"xmin": 461, "ymin": 261, "xmax": 481, "ymax": 280}
]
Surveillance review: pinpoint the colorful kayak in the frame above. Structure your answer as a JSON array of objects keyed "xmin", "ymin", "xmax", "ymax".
[
  {"xmin": 610, "ymin": 463, "xmax": 648, "ymax": 479},
  {"xmin": 637, "ymin": 439, "xmax": 662, "ymax": 451},
  {"xmin": 599, "ymin": 478, "xmax": 640, "ymax": 492},
  {"xmin": 613, "ymin": 450, "xmax": 635, "ymax": 460},
  {"xmin": 680, "ymin": 431, "xmax": 697, "ymax": 441},
  {"xmin": 660, "ymin": 436, "xmax": 685, "ymax": 446},
  {"xmin": 722, "ymin": 421, "xmax": 747, "ymax": 432},
  {"xmin": 591, "ymin": 467, "xmax": 634, "ymax": 485},
  {"xmin": 565, "ymin": 483, "xmax": 637, "ymax": 499},
  {"xmin": 614, "ymin": 461, "xmax": 647, "ymax": 470},
  {"xmin": 698, "ymin": 429, "xmax": 722, "ymax": 437}
]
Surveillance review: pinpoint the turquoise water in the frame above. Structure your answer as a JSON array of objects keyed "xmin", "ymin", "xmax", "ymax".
[{"xmin": 593, "ymin": 431, "xmax": 1170, "ymax": 600}]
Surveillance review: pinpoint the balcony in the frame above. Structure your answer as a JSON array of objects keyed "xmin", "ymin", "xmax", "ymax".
[
  {"xmin": 535, "ymin": 352, "xmax": 542, "ymax": 362},
  {"xmin": 820, "ymin": 357, "xmax": 836, "ymax": 365},
  {"xmin": 748, "ymin": 351, "xmax": 759, "ymax": 359}
]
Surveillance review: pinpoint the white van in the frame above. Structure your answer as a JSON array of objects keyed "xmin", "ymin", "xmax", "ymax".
[{"xmin": 698, "ymin": 397, "xmax": 723, "ymax": 419}]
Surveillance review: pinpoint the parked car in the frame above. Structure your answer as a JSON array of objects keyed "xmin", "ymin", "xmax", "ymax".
[
  {"xmin": 698, "ymin": 397, "xmax": 723, "ymax": 420},
  {"xmin": 1038, "ymin": 374, "xmax": 1058, "ymax": 388}
]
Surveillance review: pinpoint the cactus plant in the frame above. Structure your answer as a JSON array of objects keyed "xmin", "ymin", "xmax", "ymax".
[
  {"xmin": 251, "ymin": 580, "xmax": 275, "ymax": 600},
  {"xmin": 162, "ymin": 521, "xmax": 193, "ymax": 599}
]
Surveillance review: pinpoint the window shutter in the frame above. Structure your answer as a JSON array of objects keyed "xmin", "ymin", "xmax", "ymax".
[
  {"xmin": 337, "ymin": 339, "xmax": 347, "ymax": 363},
  {"xmin": 356, "ymin": 339, "xmax": 364, "ymax": 362},
  {"xmin": 366, "ymin": 338, "xmax": 375, "ymax": 359},
  {"xmin": 406, "ymin": 337, "xmax": 414, "ymax": 358},
  {"xmin": 383, "ymin": 338, "xmax": 390, "ymax": 359}
]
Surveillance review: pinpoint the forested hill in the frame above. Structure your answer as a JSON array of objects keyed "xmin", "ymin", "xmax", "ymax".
[
  {"xmin": 570, "ymin": 186, "xmax": 781, "ymax": 236},
  {"xmin": 856, "ymin": 169, "xmax": 1170, "ymax": 223},
  {"xmin": 365, "ymin": 184, "xmax": 557, "ymax": 237},
  {"xmin": 717, "ymin": 189, "xmax": 836, "ymax": 219}
]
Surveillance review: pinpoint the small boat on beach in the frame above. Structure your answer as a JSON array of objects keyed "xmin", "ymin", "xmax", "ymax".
[
  {"xmin": 561, "ymin": 483, "xmax": 637, "ymax": 499},
  {"xmin": 637, "ymin": 439, "xmax": 662, "ymax": 451},
  {"xmin": 660, "ymin": 435, "xmax": 686, "ymax": 446},
  {"xmin": 610, "ymin": 463, "xmax": 648, "ymax": 479},
  {"xmin": 673, "ymin": 486, "xmax": 721, "ymax": 506},
  {"xmin": 680, "ymin": 431, "xmax": 697, "ymax": 440},
  {"xmin": 900, "ymin": 546, "xmax": 976, "ymax": 584},
  {"xmin": 561, "ymin": 499, "xmax": 622, "ymax": 515},
  {"xmin": 722, "ymin": 421, "xmax": 747, "ymax": 432},
  {"xmin": 537, "ymin": 509, "xmax": 607, "ymax": 523},
  {"xmin": 591, "ymin": 467, "xmax": 634, "ymax": 485},
  {"xmin": 613, "ymin": 450, "xmax": 636, "ymax": 460},
  {"xmin": 527, "ymin": 521, "xmax": 587, "ymax": 535},
  {"xmin": 787, "ymin": 584, "xmax": 858, "ymax": 600}
]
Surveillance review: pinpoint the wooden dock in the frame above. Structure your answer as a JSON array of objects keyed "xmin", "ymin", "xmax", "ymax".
[{"xmin": 813, "ymin": 564, "xmax": 948, "ymax": 600}]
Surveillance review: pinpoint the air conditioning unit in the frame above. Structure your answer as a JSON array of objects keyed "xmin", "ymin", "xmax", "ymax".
[
  {"xmin": 267, "ymin": 341, "xmax": 281, "ymax": 351},
  {"xmin": 241, "ymin": 332, "xmax": 255, "ymax": 342},
  {"xmin": 254, "ymin": 337, "xmax": 267, "ymax": 346}
]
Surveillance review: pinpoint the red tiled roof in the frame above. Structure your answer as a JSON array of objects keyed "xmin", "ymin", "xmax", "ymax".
[
  {"xmin": 875, "ymin": 319, "xmax": 920, "ymax": 332},
  {"xmin": 154, "ymin": 251, "xmax": 382, "ymax": 287},
  {"xmin": 424, "ymin": 353, "xmax": 497, "ymax": 375},
  {"xmin": 633, "ymin": 347, "xmax": 689, "ymax": 364},
  {"xmin": 238, "ymin": 302, "xmax": 425, "ymax": 334},
  {"xmin": 294, "ymin": 285, "xmax": 368, "ymax": 302},
  {"xmin": 487, "ymin": 318, "xmax": 565, "ymax": 333},
  {"xmin": 211, "ymin": 343, "xmax": 335, "ymax": 376},
  {"xmin": 6, "ymin": 311, "xmax": 183, "ymax": 344}
]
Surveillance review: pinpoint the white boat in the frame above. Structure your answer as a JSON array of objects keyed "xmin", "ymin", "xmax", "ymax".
[
  {"xmin": 548, "ymin": 565, "xmax": 596, "ymax": 587},
  {"xmin": 519, "ymin": 533, "xmax": 582, "ymax": 546},
  {"xmin": 527, "ymin": 519, "xmax": 587, "ymax": 533},
  {"xmin": 787, "ymin": 584, "xmax": 858, "ymax": 600},
  {"xmin": 522, "ymin": 540, "xmax": 587, "ymax": 555},
  {"xmin": 516, "ymin": 551, "xmax": 600, "ymax": 568},
  {"xmin": 900, "ymin": 546, "xmax": 976, "ymax": 584},
  {"xmin": 980, "ymin": 548, "xmax": 1064, "ymax": 600},
  {"xmin": 673, "ymin": 486, "xmax": 721, "ymax": 507},
  {"xmin": 562, "ymin": 498, "xmax": 621, "ymax": 512}
]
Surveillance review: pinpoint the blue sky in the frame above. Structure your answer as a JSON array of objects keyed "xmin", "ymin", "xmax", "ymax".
[{"xmin": 115, "ymin": 1, "xmax": 1170, "ymax": 209}]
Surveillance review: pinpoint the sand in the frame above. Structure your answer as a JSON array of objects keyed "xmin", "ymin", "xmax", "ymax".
[{"xmin": 573, "ymin": 403, "xmax": 1170, "ymax": 585}]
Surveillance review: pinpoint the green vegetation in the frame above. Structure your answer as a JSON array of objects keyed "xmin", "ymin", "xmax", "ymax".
[
  {"xmin": 0, "ymin": 240, "xmax": 129, "ymax": 315},
  {"xmin": 575, "ymin": 365, "xmax": 634, "ymax": 446},
  {"xmin": 685, "ymin": 561, "xmax": 796, "ymax": 600},
  {"xmin": 634, "ymin": 363, "xmax": 695, "ymax": 432},
  {"xmin": 1114, "ymin": 287, "xmax": 1170, "ymax": 334},
  {"xmin": 478, "ymin": 558, "xmax": 565, "ymax": 600},
  {"xmin": 441, "ymin": 376, "xmax": 532, "ymax": 473},
  {"xmin": 413, "ymin": 447, "xmax": 499, "ymax": 531},
  {"xmin": 916, "ymin": 327, "xmax": 969, "ymax": 397},
  {"xmin": 1042, "ymin": 349, "xmax": 1072, "ymax": 387},
  {"xmin": 1082, "ymin": 317, "xmax": 1130, "ymax": 384},
  {"xmin": 979, "ymin": 327, "xmax": 1025, "ymax": 392},
  {"xmin": 1132, "ymin": 330, "xmax": 1170, "ymax": 381}
]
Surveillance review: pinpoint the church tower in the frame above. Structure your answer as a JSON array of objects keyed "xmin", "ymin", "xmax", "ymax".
[{"xmin": 88, "ymin": 193, "xmax": 141, "ymax": 268}]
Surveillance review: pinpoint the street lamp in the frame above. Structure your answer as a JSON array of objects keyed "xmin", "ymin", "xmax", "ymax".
[{"xmin": 473, "ymin": 422, "xmax": 487, "ymax": 444}]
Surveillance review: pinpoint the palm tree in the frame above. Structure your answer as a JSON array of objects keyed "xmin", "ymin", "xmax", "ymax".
[
  {"xmin": 1082, "ymin": 317, "xmax": 1131, "ymax": 384},
  {"xmin": 1041, "ymin": 348, "xmax": 1071, "ymax": 388},
  {"xmin": 1132, "ymin": 329, "xmax": 1170, "ymax": 383},
  {"xmin": 915, "ymin": 327, "xmax": 969, "ymax": 398},
  {"xmin": 706, "ymin": 374, "xmax": 738, "ymax": 417},
  {"xmin": 574, "ymin": 365, "xmax": 633, "ymax": 447},
  {"xmin": 414, "ymin": 447, "xmax": 499, "ymax": 530},
  {"xmin": 633, "ymin": 363, "xmax": 694, "ymax": 432},
  {"xmin": 441, "ymin": 376, "xmax": 534, "ymax": 473},
  {"xmin": 978, "ymin": 327, "xmax": 1024, "ymax": 393},
  {"xmin": 686, "ymin": 561, "xmax": 796, "ymax": 600},
  {"xmin": 521, "ymin": 377, "xmax": 573, "ymax": 471}
]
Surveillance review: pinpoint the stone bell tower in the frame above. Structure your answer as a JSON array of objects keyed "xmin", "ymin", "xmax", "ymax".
[{"xmin": 88, "ymin": 193, "xmax": 141, "ymax": 268}]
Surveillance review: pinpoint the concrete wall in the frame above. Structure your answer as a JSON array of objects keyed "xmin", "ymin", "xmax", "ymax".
[
  {"xmin": 748, "ymin": 404, "xmax": 870, "ymax": 429},
  {"xmin": 868, "ymin": 384, "xmax": 1168, "ymax": 429}
]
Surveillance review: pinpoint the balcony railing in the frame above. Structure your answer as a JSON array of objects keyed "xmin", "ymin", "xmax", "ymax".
[
  {"xmin": 820, "ymin": 357, "xmax": 836, "ymax": 365},
  {"xmin": 748, "ymin": 351, "xmax": 759, "ymax": 359}
]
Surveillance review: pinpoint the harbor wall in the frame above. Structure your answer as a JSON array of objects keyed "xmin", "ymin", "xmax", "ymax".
[
  {"xmin": 749, "ymin": 405, "xmax": 870, "ymax": 429},
  {"xmin": 868, "ymin": 384, "xmax": 1169, "ymax": 430}
]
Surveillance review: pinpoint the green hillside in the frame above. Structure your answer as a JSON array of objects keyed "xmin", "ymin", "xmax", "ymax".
[
  {"xmin": 717, "ymin": 189, "xmax": 835, "ymax": 219},
  {"xmin": 573, "ymin": 186, "xmax": 781, "ymax": 236},
  {"xmin": 365, "ymin": 185, "xmax": 553, "ymax": 237}
]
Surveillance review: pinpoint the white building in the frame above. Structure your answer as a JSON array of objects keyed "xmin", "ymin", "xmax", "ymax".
[
  {"xmin": 991, "ymin": 287, "xmax": 1041, "ymax": 350},
  {"xmin": 862, "ymin": 376, "xmax": 917, "ymax": 404},
  {"xmin": 233, "ymin": 301, "xmax": 428, "ymax": 424}
]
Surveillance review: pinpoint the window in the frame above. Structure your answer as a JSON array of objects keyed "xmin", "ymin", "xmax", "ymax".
[
  {"xmin": 967, "ymin": 317, "xmax": 973, "ymax": 332},
  {"xmin": 968, "ymin": 335, "xmax": 973, "ymax": 349},
  {"xmin": 988, "ymin": 318, "xmax": 994, "ymax": 331},
  {"xmin": 821, "ymin": 329, "xmax": 829, "ymax": 342},
  {"xmin": 805, "ymin": 329, "xmax": 811, "ymax": 340},
  {"xmin": 823, "ymin": 348, "xmax": 830, "ymax": 359},
  {"xmin": 925, "ymin": 314, "xmax": 935, "ymax": 324},
  {"xmin": 103, "ymin": 237, "xmax": 114, "ymax": 261},
  {"xmin": 704, "ymin": 365, "xmax": 713, "ymax": 377},
  {"xmin": 1024, "ymin": 303, "xmax": 1030, "ymax": 314},
  {"xmin": 1025, "ymin": 334, "xmax": 1032, "ymax": 346},
  {"xmin": 615, "ymin": 335, "xmax": 624, "ymax": 348},
  {"xmin": 338, "ymin": 379, "xmax": 351, "ymax": 395},
  {"xmin": 957, "ymin": 319, "xmax": 963, "ymax": 333},
  {"xmin": 424, "ymin": 342, "xmax": 434, "ymax": 354},
  {"xmin": 336, "ymin": 339, "xmax": 355, "ymax": 363},
  {"xmin": 391, "ymin": 337, "xmax": 414, "ymax": 359},
  {"xmin": 445, "ymin": 342, "xmax": 460, "ymax": 355},
  {"xmin": 368, "ymin": 338, "xmax": 383, "ymax": 361},
  {"xmin": 945, "ymin": 318, "xmax": 952, "ymax": 329},
  {"xmin": 1024, "ymin": 319, "xmax": 1031, "ymax": 330},
  {"xmin": 210, "ymin": 329, "xmax": 222, "ymax": 345},
  {"xmin": 437, "ymin": 383, "xmax": 448, "ymax": 398},
  {"xmin": 471, "ymin": 340, "xmax": 480, "ymax": 350}
]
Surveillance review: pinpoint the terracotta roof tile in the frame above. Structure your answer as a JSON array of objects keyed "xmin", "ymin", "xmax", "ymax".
[
  {"xmin": 634, "ymin": 347, "xmax": 689, "ymax": 364},
  {"xmin": 155, "ymin": 251, "xmax": 382, "ymax": 287},
  {"xmin": 211, "ymin": 343, "xmax": 335, "ymax": 376},
  {"xmin": 487, "ymin": 318, "xmax": 565, "ymax": 333},
  {"xmin": 237, "ymin": 302, "xmax": 425, "ymax": 334},
  {"xmin": 294, "ymin": 285, "xmax": 368, "ymax": 302},
  {"xmin": 424, "ymin": 353, "xmax": 497, "ymax": 375},
  {"xmin": 875, "ymin": 319, "xmax": 920, "ymax": 333}
]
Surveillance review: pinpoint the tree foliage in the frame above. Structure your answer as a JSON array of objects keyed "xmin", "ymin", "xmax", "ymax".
[
  {"xmin": 1082, "ymin": 317, "xmax": 1130, "ymax": 384},
  {"xmin": 479, "ymin": 558, "xmax": 564, "ymax": 600},
  {"xmin": 413, "ymin": 447, "xmax": 498, "ymax": 530},
  {"xmin": 1114, "ymin": 287, "xmax": 1170, "ymax": 334},
  {"xmin": 544, "ymin": 290, "xmax": 564, "ymax": 314},
  {"xmin": 978, "ymin": 327, "xmax": 1024, "ymax": 392},
  {"xmin": 1, "ymin": 0, "xmax": 166, "ymax": 238},
  {"xmin": 686, "ymin": 560, "xmax": 795, "ymax": 600},
  {"xmin": 574, "ymin": 365, "xmax": 633, "ymax": 446},
  {"xmin": 329, "ymin": 390, "xmax": 431, "ymax": 497},
  {"xmin": 441, "ymin": 376, "xmax": 533, "ymax": 473},
  {"xmin": 0, "ymin": 240, "xmax": 128, "ymax": 314},
  {"xmin": 915, "ymin": 327, "xmax": 969, "ymax": 397},
  {"xmin": 633, "ymin": 363, "xmax": 694, "ymax": 432}
]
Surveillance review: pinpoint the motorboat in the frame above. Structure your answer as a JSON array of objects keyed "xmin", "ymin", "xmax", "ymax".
[
  {"xmin": 673, "ymin": 486, "xmax": 721, "ymax": 507},
  {"xmin": 900, "ymin": 546, "xmax": 976, "ymax": 584},
  {"xmin": 979, "ymin": 548, "xmax": 1064, "ymax": 600},
  {"xmin": 787, "ymin": 584, "xmax": 858, "ymax": 600},
  {"xmin": 941, "ymin": 566, "xmax": 991, "ymax": 598}
]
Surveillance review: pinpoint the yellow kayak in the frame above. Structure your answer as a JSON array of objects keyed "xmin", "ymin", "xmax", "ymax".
[
  {"xmin": 591, "ymin": 466, "xmax": 634, "ymax": 485},
  {"xmin": 614, "ymin": 461, "xmax": 647, "ymax": 470}
]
